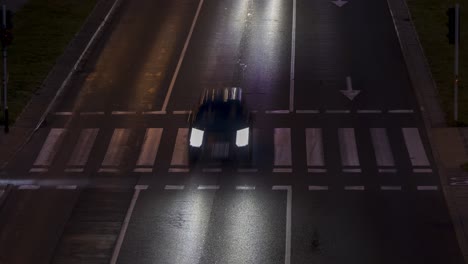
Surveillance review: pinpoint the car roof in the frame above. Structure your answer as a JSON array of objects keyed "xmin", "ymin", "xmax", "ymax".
[
  {"xmin": 200, "ymin": 87, "xmax": 242, "ymax": 105},
  {"xmin": 193, "ymin": 87, "xmax": 249, "ymax": 130}
]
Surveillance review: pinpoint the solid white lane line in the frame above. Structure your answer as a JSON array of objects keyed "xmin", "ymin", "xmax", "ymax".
[
  {"xmin": 111, "ymin": 111, "xmax": 137, "ymax": 115},
  {"xmin": 308, "ymin": 186, "xmax": 328, "ymax": 190},
  {"xmin": 272, "ymin": 186, "xmax": 291, "ymax": 264},
  {"xmin": 33, "ymin": 128, "xmax": 66, "ymax": 166},
  {"xmin": 357, "ymin": 110, "xmax": 382, "ymax": 114},
  {"xmin": 110, "ymin": 187, "xmax": 145, "ymax": 264},
  {"xmin": 57, "ymin": 185, "xmax": 77, "ymax": 190},
  {"xmin": 101, "ymin": 129, "xmax": 130, "ymax": 167},
  {"xmin": 345, "ymin": 186, "xmax": 365, "ymax": 191},
  {"xmin": 197, "ymin": 185, "xmax": 220, "ymax": 190},
  {"xmin": 29, "ymin": 168, "xmax": 48, "ymax": 172},
  {"xmin": 173, "ymin": 110, "xmax": 192, "ymax": 114},
  {"xmin": 171, "ymin": 128, "xmax": 189, "ymax": 166},
  {"xmin": 80, "ymin": 111, "xmax": 105, "ymax": 116},
  {"xmin": 388, "ymin": 109, "xmax": 414, "ymax": 113},
  {"xmin": 165, "ymin": 185, "xmax": 185, "ymax": 190},
  {"xmin": 274, "ymin": 128, "xmax": 292, "ymax": 167},
  {"xmin": 18, "ymin": 185, "xmax": 40, "ymax": 190},
  {"xmin": 162, "ymin": 0, "xmax": 205, "ymax": 111},
  {"xmin": 136, "ymin": 128, "xmax": 162, "ymax": 167},
  {"xmin": 413, "ymin": 168, "xmax": 433, "ymax": 173},
  {"xmin": 265, "ymin": 110, "xmax": 290, "ymax": 114},
  {"xmin": 236, "ymin": 186, "xmax": 255, "ymax": 190},
  {"xmin": 290, "ymin": 0, "xmax": 296, "ymax": 114},
  {"xmin": 326, "ymin": 110, "xmax": 350, "ymax": 114},
  {"xmin": 306, "ymin": 128, "xmax": 325, "ymax": 167},
  {"xmin": 67, "ymin": 128, "xmax": 99, "ymax": 167},
  {"xmin": 417, "ymin": 186, "xmax": 438, "ymax": 191},
  {"xmin": 168, "ymin": 168, "xmax": 190, "ymax": 173},
  {"xmin": 338, "ymin": 128, "xmax": 360, "ymax": 167},
  {"xmin": 296, "ymin": 110, "xmax": 319, "ymax": 114},
  {"xmin": 35, "ymin": 0, "xmax": 124, "ymax": 131},
  {"xmin": 54, "ymin": 112, "xmax": 73, "ymax": 116},
  {"xmin": 370, "ymin": 128, "xmax": 395, "ymax": 167},
  {"xmin": 381, "ymin": 186, "xmax": 402, "ymax": 191},
  {"xmin": 402, "ymin": 128, "xmax": 430, "ymax": 167},
  {"xmin": 142, "ymin": 111, "xmax": 166, "ymax": 115}
]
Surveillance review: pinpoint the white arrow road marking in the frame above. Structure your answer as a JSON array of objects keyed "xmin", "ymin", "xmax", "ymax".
[
  {"xmin": 332, "ymin": 0, "xmax": 348, "ymax": 7},
  {"xmin": 340, "ymin": 76, "xmax": 361, "ymax": 100}
]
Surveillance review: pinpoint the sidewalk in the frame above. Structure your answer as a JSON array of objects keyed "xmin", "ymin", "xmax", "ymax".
[
  {"xmin": 0, "ymin": 0, "xmax": 116, "ymax": 171},
  {"xmin": 388, "ymin": 0, "xmax": 468, "ymax": 262}
]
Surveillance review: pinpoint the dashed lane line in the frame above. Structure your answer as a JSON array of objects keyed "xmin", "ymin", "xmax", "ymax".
[
  {"xmin": 197, "ymin": 185, "xmax": 220, "ymax": 190},
  {"xmin": 344, "ymin": 186, "xmax": 365, "ymax": 191},
  {"xmin": 164, "ymin": 185, "xmax": 185, "ymax": 190},
  {"xmin": 236, "ymin": 186, "xmax": 256, "ymax": 190},
  {"xmin": 308, "ymin": 186, "xmax": 328, "ymax": 191}
]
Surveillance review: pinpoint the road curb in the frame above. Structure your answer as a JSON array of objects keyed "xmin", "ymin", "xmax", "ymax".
[{"xmin": 387, "ymin": 0, "xmax": 468, "ymax": 261}]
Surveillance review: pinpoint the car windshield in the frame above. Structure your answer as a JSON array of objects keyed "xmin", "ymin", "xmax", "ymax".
[{"xmin": 195, "ymin": 101, "xmax": 247, "ymax": 131}]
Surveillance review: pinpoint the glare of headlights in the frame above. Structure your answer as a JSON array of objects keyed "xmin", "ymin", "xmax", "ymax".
[
  {"xmin": 236, "ymin": 127, "xmax": 249, "ymax": 147},
  {"xmin": 190, "ymin": 128, "xmax": 204, "ymax": 147}
]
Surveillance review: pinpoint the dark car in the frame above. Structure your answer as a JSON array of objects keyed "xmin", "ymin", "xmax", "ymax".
[{"xmin": 188, "ymin": 87, "xmax": 252, "ymax": 162}]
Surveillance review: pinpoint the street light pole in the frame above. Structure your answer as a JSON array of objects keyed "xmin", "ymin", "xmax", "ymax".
[
  {"xmin": 454, "ymin": 3, "xmax": 460, "ymax": 122},
  {"xmin": 2, "ymin": 4, "xmax": 8, "ymax": 133}
]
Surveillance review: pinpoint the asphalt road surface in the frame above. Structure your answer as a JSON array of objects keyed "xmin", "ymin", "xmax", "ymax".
[{"xmin": 0, "ymin": 0, "xmax": 464, "ymax": 263}]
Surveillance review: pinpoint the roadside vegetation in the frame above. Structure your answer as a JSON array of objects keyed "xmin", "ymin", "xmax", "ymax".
[
  {"xmin": 0, "ymin": 0, "xmax": 96, "ymax": 124},
  {"xmin": 406, "ymin": 0, "xmax": 468, "ymax": 125}
]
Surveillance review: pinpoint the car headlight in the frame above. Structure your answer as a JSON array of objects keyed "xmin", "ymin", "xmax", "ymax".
[
  {"xmin": 190, "ymin": 128, "xmax": 204, "ymax": 147},
  {"xmin": 236, "ymin": 127, "xmax": 249, "ymax": 147}
]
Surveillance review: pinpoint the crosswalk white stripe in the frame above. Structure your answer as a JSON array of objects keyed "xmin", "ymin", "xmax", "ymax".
[
  {"xmin": 338, "ymin": 128, "xmax": 359, "ymax": 167},
  {"xmin": 102, "ymin": 129, "xmax": 130, "ymax": 167},
  {"xmin": 306, "ymin": 128, "xmax": 324, "ymax": 167},
  {"xmin": 402, "ymin": 128, "xmax": 430, "ymax": 167},
  {"xmin": 171, "ymin": 128, "xmax": 189, "ymax": 166},
  {"xmin": 136, "ymin": 128, "xmax": 162, "ymax": 166},
  {"xmin": 67, "ymin": 128, "xmax": 99, "ymax": 166},
  {"xmin": 370, "ymin": 128, "xmax": 395, "ymax": 167},
  {"xmin": 274, "ymin": 128, "xmax": 292, "ymax": 166},
  {"xmin": 33, "ymin": 128, "xmax": 66, "ymax": 166}
]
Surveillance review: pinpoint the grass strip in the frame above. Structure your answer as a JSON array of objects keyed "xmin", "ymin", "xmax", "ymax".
[
  {"xmin": 406, "ymin": 0, "xmax": 468, "ymax": 125},
  {"xmin": 0, "ymin": 0, "xmax": 96, "ymax": 124}
]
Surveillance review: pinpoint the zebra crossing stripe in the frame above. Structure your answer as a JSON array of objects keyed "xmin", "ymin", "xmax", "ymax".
[
  {"xmin": 171, "ymin": 128, "xmax": 189, "ymax": 166},
  {"xmin": 306, "ymin": 128, "xmax": 325, "ymax": 169},
  {"xmin": 101, "ymin": 129, "xmax": 131, "ymax": 167},
  {"xmin": 67, "ymin": 128, "xmax": 99, "ymax": 167},
  {"xmin": 135, "ymin": 128, "xmax": 163, "ymax": 171},
  {"xmin": 370, "ymin": 128, "xmax": 396, "ymax": 171},
  {"xmin": 402, "ymin": 128, "xmax": 430, "ymax": 167},
  {"xmin": 274, "ymin": 128, "xmax": 292, "ymax": 167},
  {"xmin": 33, "ymin": 128, "xmax": 66, "ymax": 167},
  {"xmin": 338, "ymin": 128, "xmax": 360, "ymax": 168}
]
